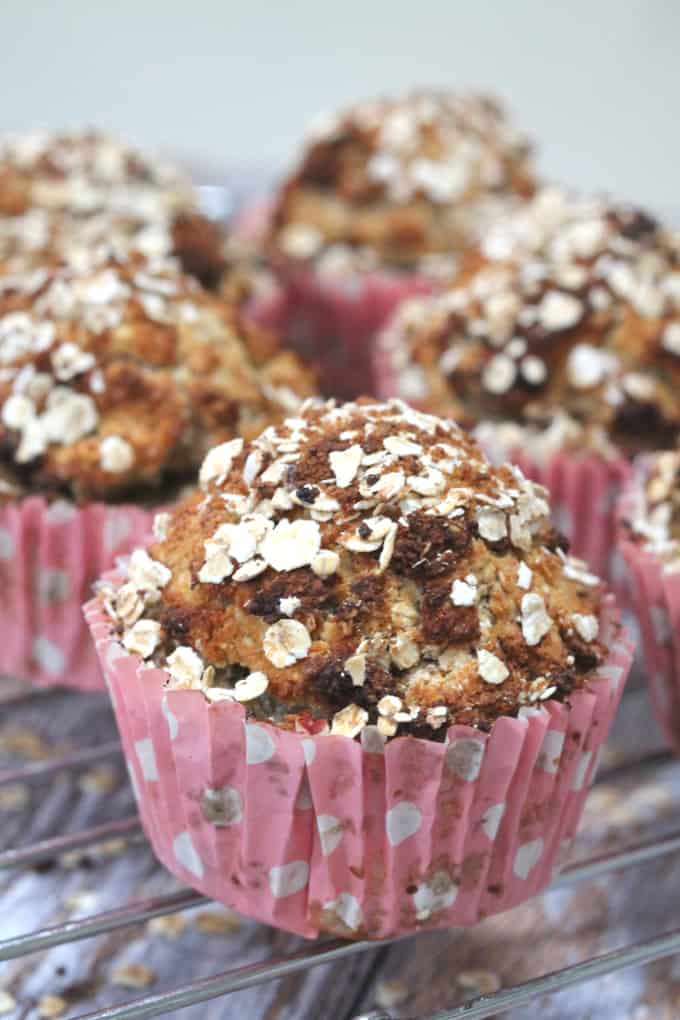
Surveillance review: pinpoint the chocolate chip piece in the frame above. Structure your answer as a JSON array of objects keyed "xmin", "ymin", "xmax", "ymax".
[{"xmin": 422, "ymin": 582, "xmax": 479, "ymax": 644}]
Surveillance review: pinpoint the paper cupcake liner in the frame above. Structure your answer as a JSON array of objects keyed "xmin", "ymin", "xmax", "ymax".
[
  {"xmin": 231, "ymin": 205, "xmax": 435, "ymax": 400},
  {"xmin": 85, "ymin": 590, "xmax": 631, "ymax": 939},
  {"xmin": 0, "ymin": 496, "xmax": 153, "ymax": 691},
  {"xmin": 618, "ymin": 459, "xmax": 680, "ymax": 752},
  {"xmin": 248, "ymin": 266, "xmax": 435, "ymax": 400}
]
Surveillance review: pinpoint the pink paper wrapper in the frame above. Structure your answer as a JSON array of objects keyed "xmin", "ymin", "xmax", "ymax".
[
  {"xmin": 618, "ymin": 459, "xmax": 680, "ymax": 752},
  {"xmin": 234, "ymin": 200, "xmax": 436, "ymax": 399},
  {"xmin": 85, "ymin": 590, "xmax": 631, "ymax": 939},
  {"xmin": 262, "ymin": 266, "xmax": 436, "ymax": 400},
  {"xmin": 0, "ymin": 497, "xmax": 153, "ymax": 691}
]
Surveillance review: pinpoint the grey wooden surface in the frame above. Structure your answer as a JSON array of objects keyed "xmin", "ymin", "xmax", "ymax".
[{"xmin": 1, "ymin": 665, "xmax": 679, "ymax": 1020}]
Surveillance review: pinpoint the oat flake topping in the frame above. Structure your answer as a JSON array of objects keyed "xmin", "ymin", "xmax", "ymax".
[
  {"xmin": 384, "ymin": 186, "xmax": 680, "ymax": 457},
  {"xmin": 627, "ymin": 450, "xmax": 680, "ymax": 570},
  {"xmin": 0, "ymin": 128, "xmax": 225, "ymax": 287},
  {"xmin": 102, "ymin": 398, "xmax": 609, "ymax": 741},
  {"xmin": 269, "ymin": 90, "xmax": 534, "ymax": 272},
  {"xmin": 0, "ymin": 255, "xmax": 315, "ymax": 502}
]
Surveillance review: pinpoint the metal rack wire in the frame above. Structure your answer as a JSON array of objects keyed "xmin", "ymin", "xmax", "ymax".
[{"xmin": 2, "ymin": 688, "xmax": 680, "ymax": 1020}]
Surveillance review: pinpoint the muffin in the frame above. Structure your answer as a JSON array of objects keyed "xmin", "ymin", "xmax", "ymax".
[
  {"xmin": 619, "ymin": 450, "xmax": 680, "ymax": 751},
  {"xmin": 0, "ymin": 253, "xmax": 316, "ymax": 689},
  {"xmin": 86, "ymin": 398, "xmax": 632, "ymax": 938},
  {"xmin": 0, "ymin": 128, "xmax": 225, "ymax": 287},
  {"xmin": 377, "ymin": 186, "xmax": 680, "ymax": 582},
  {"xmin": 257, "ymin": 91, "xmax": 535, "ymax": 397}
]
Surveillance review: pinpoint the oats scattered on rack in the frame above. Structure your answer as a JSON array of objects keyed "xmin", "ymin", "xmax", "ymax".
[
  {"xmin": 147, "ymin": 913, "xmax": 188, "ymax": 940},
  {"xmin": 78, "ymin": 765, "xmax": 119, "ymax": 795},
  {"xmin": 37, "ymin": 995, "xmax": 68, "ymax": 1019},
  {"xmin": 193, "ymin": 909, "xmax": 242, "ymax": 935},
  {"xmin": 0, "ymin": 991, "xmax": 17, "ymax": 1016},
  {"xmin": 0, "ymin": 783, "xmax": 29, "ymax": 811},
  {"xmin": 375, "ymin": 977, "xmax": 410, "ymax": 1008},
  {"xmin": 111, "ymin": 964, "xmax": 156, "ymax": 990}
]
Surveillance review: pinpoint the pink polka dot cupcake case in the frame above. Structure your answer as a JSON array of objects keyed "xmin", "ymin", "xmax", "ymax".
[
  {"xmin": 0, "ymin": 497, "xmax": 152, "ymax": 690},
  {"xmin": 83, "ymin": 397, "xmax": 633, "ymax": 937},
  {"xmin": 85, "ymin": 592, "xmax": 630, "ymax": 938}
]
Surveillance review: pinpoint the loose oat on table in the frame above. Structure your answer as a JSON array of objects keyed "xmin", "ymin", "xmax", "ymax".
[
  {"xmin": 0, "ymin": 782, "xmax": 29, "ymax": 811},
  {"xmin": 100, "ymin": 397, "xmax": 612, "ymax": 739},
  {"xmin": 110, "ymin": 964, "xmax": 156, "ymax": 990},
  {"xmin": 193, "ymin": 908, "xmax": 242, "ymax": 935},
  {"xmin": 0, "ymin": 991, "xmax": 16, "ymax": 1016},
  {"xmin": 147, "ymin": 913, "xmax": 188, "ymax": 939},
  {"xmin": 37, "ymin": 995, "xmax": 68, "ymax": 1019}
]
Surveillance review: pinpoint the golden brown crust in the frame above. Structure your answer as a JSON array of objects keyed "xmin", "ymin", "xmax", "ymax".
[
  {"xmin": 383, "ymin": 188, "xmax": 680, "ymax": 457},
  {"xmin": 0, "ymin": 129, "xmax": 225, "ymax": 288},
  {"xmin": 627, "ymin": 450, "xmax": 680, "ymax": 563},
  {"xmin": 102, "ymin": 398, "xmax": 609, "ymax": 741},
  {"xmin": 268, "ymin": 91, "xmax": 535, "ymax": 272},
  {"xmin": 0, "ymin": 255, "xmax": 317, "ymax": 503}
]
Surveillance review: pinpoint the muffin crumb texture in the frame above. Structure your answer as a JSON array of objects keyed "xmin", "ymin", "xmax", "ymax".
[
  {"xmin": 0, "ymin": 255, "xmax": 315, "ymax": 502},
  {"xmin": 628, "ymin": 450, "xmax": 680, "ymax": 567},
  {"xmin": 269, "ymin": 91, "xmax": 534, "ymax": 273},
  {"xmin": 102, "ymin": 398, "xmax": 609, "ymax": 741},
  {"xmin": 0, "ymin": 128, "xmax": 225, "ymax": 286},
  {"xmin": 385, "ymin": 187, "xmax": 680, "ymax": 457}
]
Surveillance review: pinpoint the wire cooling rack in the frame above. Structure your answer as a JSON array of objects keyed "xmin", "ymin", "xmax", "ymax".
[{"xmin": 2, "ymin": 683, "xmax": 680, "ymax": 1020}]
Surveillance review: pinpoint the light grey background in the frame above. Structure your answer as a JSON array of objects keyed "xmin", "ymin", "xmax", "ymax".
[{"xmin": 1, "ymin": 0, "xmax": 678, "ymax": 209}]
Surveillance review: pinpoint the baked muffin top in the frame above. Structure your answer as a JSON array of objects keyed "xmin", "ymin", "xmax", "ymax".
[
  {"xmin": 101, "ymin": 398, "xmax": 609, "ymax": 742},
  {"xmin": 627, "ymin": 450, "xmax": 680, "ymax": 564},
  {"xmin": 0, "ymin": 254, "xmax": 316, "ymax": 503},
  {"xmin": 382, "ymin": 187, "xmax": 680, "ymax": 456},
  {"xmin": 268, "ymin": 91, "xmax": 534, "ymax": 273},
  {"xmin": 0, "ymin": 129, "xmax": 225, "ymax": 287}
]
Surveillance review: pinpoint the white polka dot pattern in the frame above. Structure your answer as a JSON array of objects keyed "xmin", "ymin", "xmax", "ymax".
[
  {"xmin": 513, "ymin": 838, "xmax": 545, "ymax": 880},
  {"xmin": 412, "ymin": 871, "xmax": 458, "ymax": 920},
  {"xmin": 35, "ymin": 568, "xmax": 70, "ymax": 604},
  {"xmin": 323, "ymin": 892, "xmax": 362, "ymax": 931},
  {"xmin": 386, "ymin": 802, "xmax": 422, "ymax": 847},
  {"xmin": 200, "ymin": 785, "xmax": 243, "ymax": 827},
  {"xmin": 245, "ymin": 724, "xmax": 276, "ymax": 765},
  {"xmin": 32, "ymin": 635, "xmax": 65, "ymax": 676},
  {"xmin": 537, "ymin": 730, "xmax": 565, "ymax": 774},
  {"xmin": 173, "ymin": 831, "xmax": 204, "ymax": 878},
  {"xmin": 134, "ymin": 738, "xmax": 158, "ymax": 782},
  {"xmin": 481, "ymin": 802, "xmax": 506, "ymax": 841},
  {"xmin": 269, "ymin": 860, "xmax": 309, "ymax": 898},
  {"xmin": 0, "ymin": 527, "xmax": 14, "ymax": 559},
  {"xmin": 571, "ymin": 750, "xmax": 593, "ymax": 791},
  {"xmin": 301, "ymin": 738, "xmax": 316, "ymax": 765},
  {"xmin": 104, "ymin": 510, "xmax": 134, "ymax": 553},
  {"xmin": 446, "ymin": 738, "xmax": 485, "ymax": 781},
  {"xmin": 161, "ymin": 696, "xmax": 179, "ymax": 741},
  {"xmin": 317, "ymin": 814, "xmax": 344, "ymax": 856}
]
